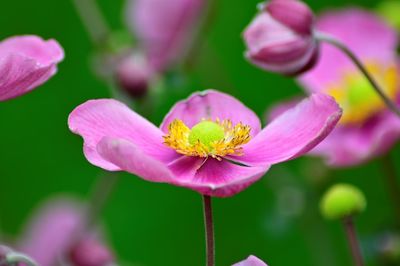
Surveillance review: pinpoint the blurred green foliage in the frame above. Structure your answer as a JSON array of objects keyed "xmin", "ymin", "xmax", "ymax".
[{"xmin": 0, "ymin": 0, "xmax": 399, "ymax": 265}]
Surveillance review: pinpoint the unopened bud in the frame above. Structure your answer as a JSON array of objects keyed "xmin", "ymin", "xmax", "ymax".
[
  {"xmin": 68, "ymin": 238, "xmax": 114, "ymax": 266},
  {"xmin": 320, "ymin": 183, "xmax": 366, "ymax": 220},
  {"xmin": 243, "ymin": 0, "xmax": 318, "ymax": 75},
  {"xmin": 115, "ymin": 54, "xmax": 154, "ymax": 99}
]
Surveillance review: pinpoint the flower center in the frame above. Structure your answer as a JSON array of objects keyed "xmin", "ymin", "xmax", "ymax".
[
  {"xmin": 163, "ymin": 119, "xmax": 251, "ymax": 160},
  {"xmin": 327, "ymin": 62, "xmax": 398, "ymax": 125},
  {"xmin": 188, "ymin": 121, "xmax": 225, "ymax": 147}
]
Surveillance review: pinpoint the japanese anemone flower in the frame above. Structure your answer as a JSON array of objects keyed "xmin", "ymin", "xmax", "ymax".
[
  {"xmin": 69, "ymin": 90, "xmax": 341, "ymax": 197},
  {"xmin": 270, "ymin": 8, "xmax": 400, "ymax": 167},
  {"xmin": 0, "ymin": 35, "xmax": 64, "ymax": 101},
  {"xmin": 233, "ymin": 255, "xmax": 268, "ymax": 266}
]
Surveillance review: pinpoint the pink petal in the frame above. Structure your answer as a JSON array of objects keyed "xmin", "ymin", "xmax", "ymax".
[
  {"xmin": 68, "ymin": 99, "xmax": 177, "ymax": 171},
  {"xmin": 0, "ymin": 35, "xmax": 64, "ymax": 101},
  {"xmin": 180, "ymin": 158, "xmax": 270, "ymax": 197},
  {"xmin": 97, "ymin": 137, "xmax": 176, "ymax": 182},
  {"xmin": 310, "ymin": 110, "xmax": 400, "ymax": 167},
  {"xmin": 233, "ymin": 255, "xmax": 268, "ymax": 266},
  {"xmin": 18, "ymin": 197, "xmax": 84, "ymax": 266},
  {"xmin": 125, "ymin": 0, "xmax": 203, "ymax": 70},
  {"xmin": 232, "ymin": 93, "xmax": 342, "ymax": 166},
  {"xmin": 161, "ymin": 90, "xmax": 262, "ymax": 137},
  {"xmin": 299, "ymin": 8, "xmax": 397, "ymax": 92},
  {"xmin": 97, "ymin": 137, "xmax": 269, "ymax": 197}
]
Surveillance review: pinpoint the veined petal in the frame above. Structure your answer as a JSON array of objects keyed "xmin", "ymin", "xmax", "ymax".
[
  {"xmin": 68, "ymin": 99, "xmax": 177, "ymax": 171},
  {"xmin": 233, "ymin": 255, "xmax": 268, "ymax": 266},
  {"xmin": 161, "ymin": 90, "xmax": 261, "ymax": 137},
  {"xmin": 0, "ymin": 35, "xmax": 64, "ymax": 101},
  {"xmin": 232, "ymin": 93, "xmax": 341, "ymax": 166},
  {"xmin": 97, "ymin": 137, "xmax": 176, "ymax": 182},
  {"xmin": 97, "ymin": 137, "xmax": 269, "ymax": 197}
]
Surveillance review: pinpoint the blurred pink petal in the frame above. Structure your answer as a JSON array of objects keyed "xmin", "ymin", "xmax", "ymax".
[
  {"xmin": 70, "ymin": 90, "xmax": 340, "ymax": 197},
  {"xmin": 18, "ymin": 197, "xmax": 83, "ymax": 266},
  {"xmin": 299, "ymin": 8, "xmax": 398, "ymax": 92},
  {"xmin": 0, "ymin": 35, "xmax": 64, "ymax": 101},
  {"xmin": 233, "ymin": 255, "xmax": 268, "ymax": 266},
  {"xmin": 125, "ymin": 0, "xmax": 203, "ymax": 70}
]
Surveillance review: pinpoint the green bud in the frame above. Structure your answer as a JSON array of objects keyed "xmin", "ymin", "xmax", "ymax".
[
  {"xmin": 188, "ymin": 121, "xmax": 225, "ymax": 148},
  {"xmin": 320, "ymin": 183, "xmax": 367, "ymax": 220}
]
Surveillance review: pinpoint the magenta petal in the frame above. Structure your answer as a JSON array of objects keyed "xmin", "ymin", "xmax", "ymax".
[
  {"xmin": 233, "ymin": 93, "xmax": 342, "ymax": 166},
  {"xmin": 18, "ymin": 198, "xmax": 83, "ymax": 266},
  {"xmin": 311, "ymin": 111, "xmax": 400, "ymax": 167},
  {"xmin": 233, "ymin": 255, "xmax": 268, "ymax": 266},
  {"xmin": 169, "ymin": 158, "xmax": 270, "ymax": 197},
  {"xmin": 0, "ymin": 35, "xmax": 64, "ymax": 101},
  {"xmin": 97, "ymin": 137, "xmax": 176, "ymax": 183},
  {"xmin": 161, "ymin": 90, "xmax": 262, "ymax": 137},
  {"xmin": 68, "ymin": 99, "xmax": 177, "ymax": 171}
]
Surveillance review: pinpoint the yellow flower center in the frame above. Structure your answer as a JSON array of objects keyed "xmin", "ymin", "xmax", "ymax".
[
  {"xmin": 163, "ymin": 119, "xmax": 251, "ymax": 160},
  {"xmin": 327, "ymin": 62, "xmax": 399, "ymax": 125}
]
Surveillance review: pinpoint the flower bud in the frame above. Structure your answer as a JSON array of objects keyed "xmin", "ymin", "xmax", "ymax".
[
  {"xmin": 0, "ymin": 245, "xmax": 12, "ymax": 262},
  {"xmin": 68, "ymin": 238, "xmax": 114, "ymax": 266},
  {"xmin": 115, "ymin": 53, "xmax": 154, "ymax": 99},
  {"xmin": 320, "ymin": 184, "xmax": 367, "ymax": 220},
  {"xmin": 243, "ymin": 0, "xmax": 318, "ymax": 75}
]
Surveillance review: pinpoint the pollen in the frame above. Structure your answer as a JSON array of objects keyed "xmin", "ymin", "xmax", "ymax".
[{"xmin": 163, "ymin": 119, "xmax": 251, "ymax": 160}]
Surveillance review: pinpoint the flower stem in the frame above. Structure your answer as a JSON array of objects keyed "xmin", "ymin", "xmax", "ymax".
[
  {"xmin": 3, "ymin": 252, "xmax": 38, "ymax": 266},
  {"xmin": 202, "ymin": 195, "xmax": 215, "ymax": 266},
  {"xmin": 316, "ymin": 33, "xmax": 400, "ymax": 119},
  {"xmin": 342, "ymin": 217, "xmax": 364, "ymax": 266},
  {"xmin": 70, "ymin": 0, "xmax": 111, "ymax": 46},
  {"xmin": 84, "ymin": 172, "xmax": 120, "ymax": 231},
  {"xmin": 184, "ymin": 0, "xmax": 218, "ymax": 70},
  {"xmin": 380, "ymin": 153, "xmax": 400, "ymax": 227}
]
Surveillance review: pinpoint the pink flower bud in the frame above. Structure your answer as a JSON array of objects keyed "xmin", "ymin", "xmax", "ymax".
[
  {"xmin": 68, "ymin": 238, "xmax": 114, "ymax": 266},
  {"xmin": 243, "ymin": 0, "xmax": 318, "ymax": 75},
  {"xmin": 115, "ymin": 53, "xmax": 154, "ymax": 99}
]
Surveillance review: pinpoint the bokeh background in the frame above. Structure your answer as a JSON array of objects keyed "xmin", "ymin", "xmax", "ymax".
[{"xmin": 0, "ymin": 0, "xmax": 399, "ymax": 265}]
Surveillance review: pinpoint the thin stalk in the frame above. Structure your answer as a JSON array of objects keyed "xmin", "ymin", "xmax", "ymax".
[
  {"xmin": 380, "ymin": 154, "xmax": 400, "ymax": 227},
  {"xmin": 70, "ymin": 0, "xmax": 111, "ymax": 46},
  {"xmin": 202, "ymin": 195, "xmax": 215, "ymax": 266},
  {"xmin": 4, "ymin": 252, "xmax": 38, "ymax": 266},
  {"xmin": 84, "ymin": 172, "xmax": 120, "ymax": 231},
  {"xmin": 184, "ymin": 0, "xmax": 218, "ymax": 70},
  {"xmin": 316, "ymin": 33, "xmax": 400, "ymax": 119},
  {"xmin": 342, "ymin": 217, "xmax": 364, "ymax": 266}
]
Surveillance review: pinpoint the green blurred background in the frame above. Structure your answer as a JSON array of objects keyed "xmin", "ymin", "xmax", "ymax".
[{"xmin": 0, "ymin": 0, "xmax": 399, "ymax": 265}]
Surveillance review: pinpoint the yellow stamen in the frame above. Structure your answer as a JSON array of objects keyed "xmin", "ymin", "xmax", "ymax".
[{"xmin": 163, "ymin": 119, "xmax": 251, "ymax": 160}]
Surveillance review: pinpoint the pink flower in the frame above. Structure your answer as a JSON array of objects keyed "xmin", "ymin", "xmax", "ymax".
[
  {"xmin": 233, "ymin": 255, "xmax": 268, "ymax": 266},
  {"xmin": 0, "ymin": 35, "xmax": 64, "ymax": 101},
  {"xmin": 69, "ymin": 90, "xmax": 341, "ymax": 197},
  {"xmin": 125, "ymin": 0, "xmax": 203, "ymax": 71},
  {"xmin": 243, "ymin": 0, "xmax": 318, "ymax": 75},
  {"xmin": 270, "ymin": 8, "xmax": 400, "ymax": 167},
  {"xmin": 15, "ymin": 197, "xmax": 113, "ymax": 266}
]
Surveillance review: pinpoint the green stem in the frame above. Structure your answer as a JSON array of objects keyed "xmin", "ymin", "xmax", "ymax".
[
  {"xmin": 316, "ymin": 33, "xmax": 400, "ymax": 119},
  {"xmin": 380, "ymin": 154, "xmax": 400, "ymax": 227},
  {"xmin": 70, "ymin": 0, "xmax": 111, "ymax": 46},
  {"xmin": 202, "ymin": 195, "xmax": 215, "ymax": 266}
]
